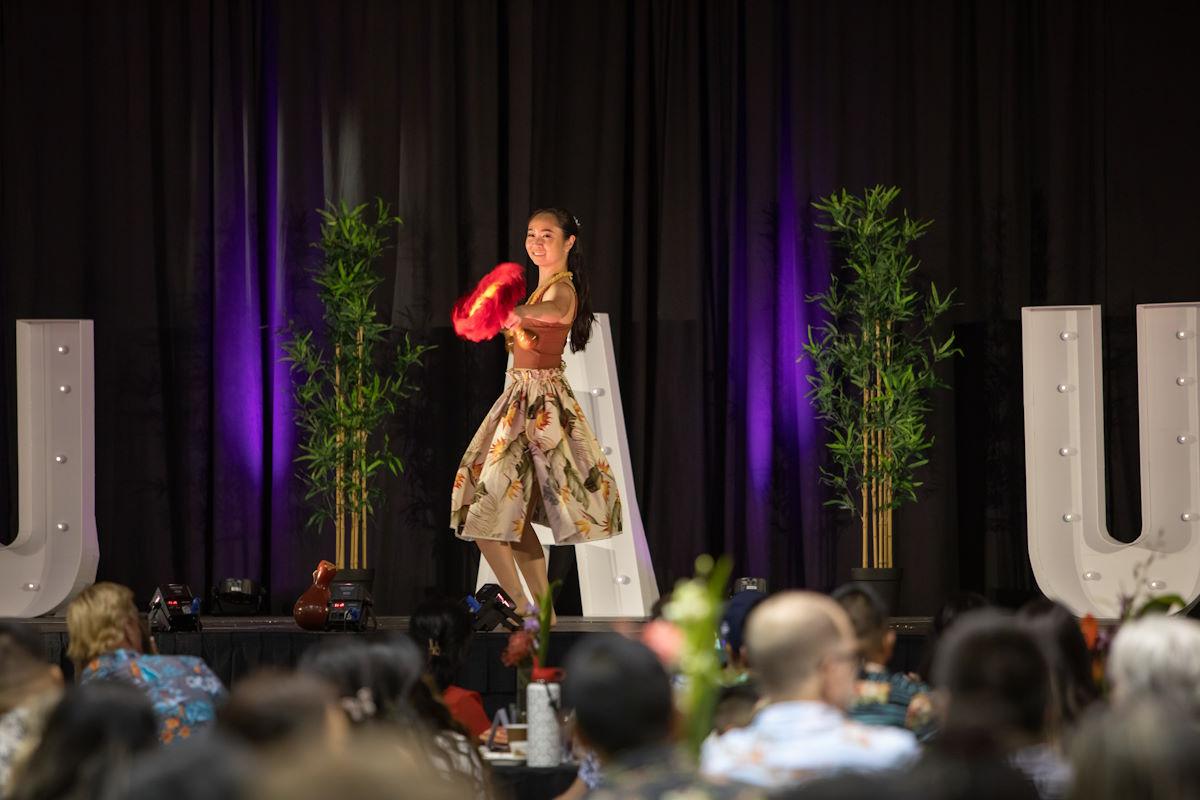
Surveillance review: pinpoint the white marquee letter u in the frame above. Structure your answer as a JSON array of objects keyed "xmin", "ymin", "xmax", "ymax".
[{"xmin": 1023, "ymin": 303, "xmax": 1200, "ymax": 617}]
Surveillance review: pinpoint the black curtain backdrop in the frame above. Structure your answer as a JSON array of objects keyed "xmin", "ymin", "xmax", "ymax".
[{"xmin": 3, "ymin": 0, "xmax": 1200, "ymax": 615}]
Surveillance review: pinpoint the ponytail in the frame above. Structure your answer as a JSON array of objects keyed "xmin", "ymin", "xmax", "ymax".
[{"xmin": 530, "ymin": 207, "xmax": 595, "ymax": 352}]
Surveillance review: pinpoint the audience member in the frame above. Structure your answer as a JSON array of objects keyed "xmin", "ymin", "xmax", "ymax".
[
  {"xmin": 565, "ymin": 634, "xmax": 756, "ymax": 799},
  {"xmin": 1068, "ymin": 698, "xmax": 1200, "ymax": 800},
  {"xmin": 298, "ymin": 637, "xmax": 489, "ymax": 797},
  {"xmin": 931, "ymin": 610, "xmax": 1067, "ymax": 799},
  {"xmin": 66, "ymin": 583, "xmax": 226, "ymax": 743},
  {"xmin": 832, "ymin": 583, "xmax": 934, "ymax": 739},
  {"xmin": 101, "ymin": 735, "xmax": 250, "ymax": 800},
  {"xmin": 1107, "ymin": 615, "xmax": 1200, "ymax": 712},
  {"xmin": 409, "ymin": 599, "xmax": 491, "ymax": 738},
  {"xmin": 712, "ymin": 680, "xmax": 761, "ymax": 735},
  {"xmin": 701, "ymin": 592, "xmax": 917, "ymax": 789},
  {"xmin": 1017, "ymin": 599, "xmax": 1099, "ymax": 736},
  {"xmin": 9, "ymin": 682, "xmax": 158, "ymax": 800},
  {"xmin": 252, "ymin": 737, "xmax": 469, "ymax": 800},
  {"xmin": 719, "ymin": 590, "xmax": 766, "ymax": 681},
  {"xmin": 0, "ymin": 622, "xmax": 64, "ymax": 796},
  {"xmin": 217, "ymin": 671, "xmax": 346, "ymax": 752}
]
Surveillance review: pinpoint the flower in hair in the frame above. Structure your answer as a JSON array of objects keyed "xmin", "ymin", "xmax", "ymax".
[{"xmin": 340, "ymin": 687, "xmax": 378, "ymax": 723}]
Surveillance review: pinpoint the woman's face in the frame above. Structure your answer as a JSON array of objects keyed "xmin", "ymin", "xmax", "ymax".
[{"xmin": 525, "ymin": 214, "xmax": 575, "ymax": 269}]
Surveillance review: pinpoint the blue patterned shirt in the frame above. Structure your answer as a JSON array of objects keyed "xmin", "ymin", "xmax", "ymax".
[{"xmin": 80, "ymin": 649, "xmax": 226, "ymax": 744}]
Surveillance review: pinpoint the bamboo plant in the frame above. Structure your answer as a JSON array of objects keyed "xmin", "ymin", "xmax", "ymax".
[
  {"xmin": 281, "ymin": 199, "xmax": 433, "ymax": 570},
  {"xmin": 801, "ymin": 186, "xmax": 959, "ymax": 570}
]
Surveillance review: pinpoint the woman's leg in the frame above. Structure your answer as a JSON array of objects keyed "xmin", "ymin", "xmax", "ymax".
[
  {"xmin": 476, "ymin": 540, "xmax": 529, "ymax": 612},
  {"xmin": 512, "ymin": 488, "xmax": 556, "ymax": 625}
]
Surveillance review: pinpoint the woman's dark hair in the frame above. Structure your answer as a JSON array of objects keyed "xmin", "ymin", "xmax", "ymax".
[
  {"xmin": 564, "ymin": 634, "xmax": 672, "ymax": 757},
  {"xmin": 932, "ymin": 610, "xmax": 1052, "ymax": 756},
  {"xmin": 12, "ymin": 681, "xmax": 158, "ymax": 800},
  {"xmin": 296, "ymin": 639, "xmax": 380, "ymax": 727},
  {"xmin": 217, "ymin": 670, "xmax": 337, "ymax": 749},
  {"xmin": 366, "ymin": 636, "xmax": 424, "ymax": 722},
  {"xmin": 528, "ymin": 207, "xmax": 594, "ymax": 352},
  {"xmin": 1018, "ymin": 598, "xmax": 1100, "ymax": 733},
  {"xmin": 408, "ymin": 599, "xmax": 473, "ymax": 692},
  {"xmin": 102, "ymin": 736, "xmax": 250, "ymax": 800}
]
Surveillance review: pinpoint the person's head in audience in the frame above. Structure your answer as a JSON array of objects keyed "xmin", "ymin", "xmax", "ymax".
[
  {"xmin": 1107, "ymin": 615, "xmax": 1200, "ymax": 712},
  {"xmin": 931, "ymin": 610, "xmax": 1051, "ymax": 755},
  {"xmin": 1068, "ymin": 697, "xmax": 1200, "ymax": 800},
  {"xmin": 10, "ymin": 681, "xmax": 158, "ymax": 800},
  {"xmin": 408, "ymin": 599, "xmax": 473, "ymax": 692},
  {"xmin": 65, "ymin": 583, "xmax": 142, "ymax": 670},
  {"xmin": 1017, "ymin": 598, "xmax": 1099, "ymax": 734},
  {"xmin": 719, "ymin": 589, "xmax": 767, "ymax": 674},
  {"xmin": 253, "ymin": 737, "xmax": 468, "ymax": 800},
  {"xmin": 217, "ymin": 670, "xmax": 346, "ymax": 752},
  {"xmin": 564, "ymin": 634, "xmax": 674, "ymax": 762},
  {"xmin": 366, "ymin": 636, "xmax": 424, "ymax": 722},
  {"xmin": 918, "ymin": 591, "xmax": 989, "ymax": 679},
  {"xmin": 297, "ymin": 639, "xmax": 383, "ymax": 728},
  {"xmin": 101, "ymin": 736, "xmax": 250, "ymax": 800},
  {"xmin": 832, "ymin": 583, "xmax": 894, "ymax": 667},
  {"xmin": 0, "ymin": 621, "xmax": 63, "ymax": 714},
  {"xmin": 774, "ymin": 771, "xmax": 919, "ymax": 800},
  {"xmin": 712, "ymin": 680, "xmax": 761, "ymax": 734},
  {"xmin": 744, "ymin": 591, "xmax": 858, "ymax": 709}
]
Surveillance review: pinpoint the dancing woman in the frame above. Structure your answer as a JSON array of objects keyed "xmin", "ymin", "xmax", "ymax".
[{"xmin": 451, "ymin": 209, "xmax": 623, "ymax": 618}]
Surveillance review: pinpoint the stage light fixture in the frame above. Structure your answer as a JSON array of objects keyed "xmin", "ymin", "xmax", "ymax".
[
  {"xmin": 148, "ymin": 584, "xmax": 201, "ymax": 632},
  {"xmin": 326, "ymin": 577, "xmax": 375, "ymax": 632},
  {"xmin": 210, "ymin": 578, "xmax": 265, "ymax": 615},
  {"xmin": 465, "ymin": 583, "xmax": 522, "ymax": 632},
  {"xmin": 732, "ymin": 577, "xmax": 768, "ymax": 595}
]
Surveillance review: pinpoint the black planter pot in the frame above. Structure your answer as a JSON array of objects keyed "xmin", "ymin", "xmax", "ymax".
[
  {"xmin": 335, "ymin": 568, "xmax": 375, "ymax": 592},
  {"xmin": 849, "ymin": 567, "xmax": 903, "ymax": 613}
]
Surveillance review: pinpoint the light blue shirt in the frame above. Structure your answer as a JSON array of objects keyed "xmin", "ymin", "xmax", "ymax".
[{"xmin": 701, "ymin": 700, "xmax": 918, "ymax": 789}]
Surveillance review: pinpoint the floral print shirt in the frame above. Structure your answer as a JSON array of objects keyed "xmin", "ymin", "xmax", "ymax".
[{"xmin": 80, "ymin": 649, "xmax": 226, "ymax": 744}]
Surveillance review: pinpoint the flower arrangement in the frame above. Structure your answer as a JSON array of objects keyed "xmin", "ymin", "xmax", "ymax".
[
  {"xmin": 663, "ymin": 554, "xmax": 732, "ymax": 758},
  {"xmin": 501, "ymin": 581, "xmax": 562, "ymax": 680},
  {"xmin": 1080, "ymin": 548, "xmax": 1185, "ymax": 688}
]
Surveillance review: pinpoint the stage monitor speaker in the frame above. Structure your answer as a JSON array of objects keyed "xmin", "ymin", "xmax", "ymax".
[{"xmin": 149, "ymin": 584, "xmax": 201, "ymax": 632}]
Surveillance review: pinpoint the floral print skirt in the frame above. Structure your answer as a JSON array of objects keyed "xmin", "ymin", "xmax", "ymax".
[{"xmin": 451, "ymin": 366, "xmax": 623, "ymax": 545}]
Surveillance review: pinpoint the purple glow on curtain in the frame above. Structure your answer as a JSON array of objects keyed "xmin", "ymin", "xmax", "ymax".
[{"xmin": 262, "ymin": 6, "xmax": 293, "ymax": 597}]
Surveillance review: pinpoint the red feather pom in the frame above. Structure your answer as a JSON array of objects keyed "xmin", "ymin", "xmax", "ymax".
[{"xmin": 451, "ymin": 262, "xmax": 527, "ymax": 342}]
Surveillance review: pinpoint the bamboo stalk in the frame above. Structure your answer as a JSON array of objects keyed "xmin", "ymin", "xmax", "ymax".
[
  {"xmin": 359, "ymin": 327, "xmax": 366, "ymax": 570},
  {"xmin": 861, "ymin": 388, "xmax": 869, "ymax": 570},
  {"xmin": 335, "ymin": 345, "xmax": 345, "ymax": 569}
]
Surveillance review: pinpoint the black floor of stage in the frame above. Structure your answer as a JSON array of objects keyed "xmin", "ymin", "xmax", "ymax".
[{"xmin": 27, "ymin": 616, "xmax": 933, "ymax": 719}]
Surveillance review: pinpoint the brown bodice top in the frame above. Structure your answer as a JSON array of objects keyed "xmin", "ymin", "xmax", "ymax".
[
  {"xmin": 509, "ymin": 273, "xmax": 576, "ymax": 369},
  {"xmin": 512, "ymin": 319, "xmax": 572, "ymax": 369}
]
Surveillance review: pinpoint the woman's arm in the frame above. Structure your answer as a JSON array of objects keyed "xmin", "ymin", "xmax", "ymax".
[{"xmin": 506, "ymin": 282, "xmax": 574, "ymax": 326}]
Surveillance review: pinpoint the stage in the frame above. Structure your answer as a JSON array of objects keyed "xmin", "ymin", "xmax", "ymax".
[{"xmin": 26, "ymin": 615, "xmax": 933, "ymax": 718}]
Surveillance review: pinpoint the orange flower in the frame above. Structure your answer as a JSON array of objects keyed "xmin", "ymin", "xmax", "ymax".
[
  {"xmin": 535, "ymin": 407, "xmax": 553, "ymax": 431},
  {"xmin": 488, "ymin": 437, "xmax": 509, "ymax": 463},
  {"xmin": 1079, "ymin": 614, "xmax": 1099, "ymax": 649},
  {"xmin": 559, "ymin": 485, "xmax": 572, "ymax": 504},
  {"xmin": 512, "ymin": 516, "xmax": 526, "ymax": 536},
  {"xmin": 453, "ymin": 472, "xmax": 466, "ymax": 491},
  {"xmin": 506, "ymin": 480, "xmax": 523, "ymax": 500},
  {"xmin": 470, "ymin": 462, "xmax": 483, "ymax": 480},
  {"xmin": 165, "ymin": 718, "xmax": 179, "ymax": 730},
  {"xmin": 502, "ymin": 402, "xmax": 519, "ymax": 428},
  {"xmin": 574, "ymin": 518, "xmax": 591, "ymax": 536}
]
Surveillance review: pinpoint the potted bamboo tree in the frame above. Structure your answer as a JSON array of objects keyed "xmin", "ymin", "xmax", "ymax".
[
  {"xmin": 282, "ymin": 199, "xmax": 433, "ymax": 579},
  {"xmin": 801, "ymin": 186, "xmax": 959, "ymax": 609}
]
